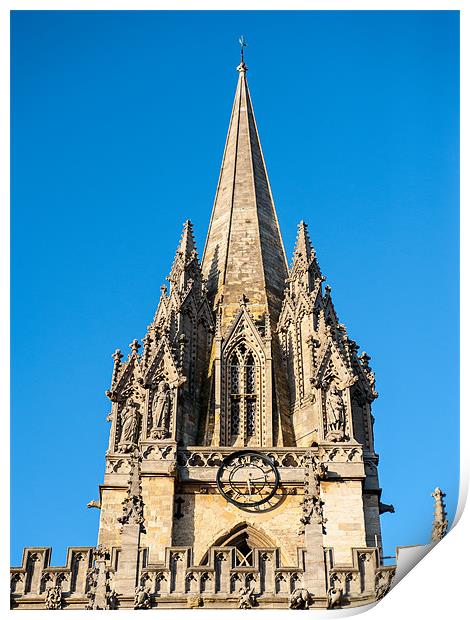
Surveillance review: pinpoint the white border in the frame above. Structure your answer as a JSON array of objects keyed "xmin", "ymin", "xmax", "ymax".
[{"xmin": 3, "ymin": 2, "xmax": 465, "ymax": 618}]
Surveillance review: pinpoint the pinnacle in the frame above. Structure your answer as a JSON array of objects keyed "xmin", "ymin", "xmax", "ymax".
[
  {"xmin": 178, "ymin": 219, "xmax": 198, "ymax": 262},
  {"xmin": 293, "ymin": 220, "xmax": 314, "ymax": 263}
]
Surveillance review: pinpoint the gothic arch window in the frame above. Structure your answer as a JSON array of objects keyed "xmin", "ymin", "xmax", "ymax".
[
  {"xmin": 200, "ymin": 523, "xmax": 274, "ymax": 566},
  {"xmin": 227, "ymin": 343, "xmax": 259, "ymax": 445},
  {"xmin": 229, "ymin": 354, "xmax": 241, "ymax": 437},
  {"xmin": 198, "ymin": 522, "xmax": 290, "ymax": 566}
]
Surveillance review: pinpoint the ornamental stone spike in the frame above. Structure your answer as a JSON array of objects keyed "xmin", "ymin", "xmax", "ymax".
[
  {"xmin": 141, "ymin": 333, "xmax": 152, "ymax": 368},
  {"xmin": 111, "ymin": 349, "xmax": 123, "ymax": 386},
  {"xmin": 129, "ymin": 339, "xmax": 141, "ymax": 356},
  {"xmin": 431, "ymin": 487, "xmax": 449, "ymax": 542},
  {"xmin": 293, "ymin": 220, "xmax": 314, "ymax": 263},
  {"xmin": 168, "ymin": 219, "xmax": 202, "ymax": 293},
  {"xmin": 179, "ymin": 219, "xmax": 197, "ymax": 262}
]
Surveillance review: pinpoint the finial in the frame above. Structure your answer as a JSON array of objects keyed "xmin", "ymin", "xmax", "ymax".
[
  {"xmin": 237, "ymin": 35, "xmax": 248, "ymax": 72},
  {"xmin": 141, "ymin": 334, "xmax": 152, "ymax": 368},
  {"xmin": 112, "ymin": 349, "xmax": 123, "ymax": 364},
  {"xmin": 129, "ymin": 339, "xmax": 141, "ymax": 355},
  {"xmin": 111, "ymin": 348, "xmax": 124, "ymax": 387}
]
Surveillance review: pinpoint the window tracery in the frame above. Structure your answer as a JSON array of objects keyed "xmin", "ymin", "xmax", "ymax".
[{"xmin": 227, "ymin": 345, "xmax": 259, "ymax": 445}]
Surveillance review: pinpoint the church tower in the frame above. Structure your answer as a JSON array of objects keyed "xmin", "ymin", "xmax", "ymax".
[{"xmin": 10, "ymin": 58, "xmax": 396, "ymax": 610}]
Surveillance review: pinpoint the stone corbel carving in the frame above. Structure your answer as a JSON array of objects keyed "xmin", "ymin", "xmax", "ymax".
[
  {"xmin": 44, "ymin": 585, "xmax": 63, "ymax": 610},
  {"xmin": 238, "ymin": 585, "xmax": 257, "ymax": 609},
  {"xmin": 327, "ymin": 586, "xmax": 343, "ymax": 609},
  {"xmin": 134, "ymin": 585, "xmax": 152, "ymax": 609},
  {"xmin": 375, "ymin": 569, "xmax": 395, "ymax": 602},
  {"xmin": 288, "ymin": 588, "xmax": 314, "ymax": 609},
  {"xmin": 187, "ymin": 596, "xmax": 203, "ymax": 608}
]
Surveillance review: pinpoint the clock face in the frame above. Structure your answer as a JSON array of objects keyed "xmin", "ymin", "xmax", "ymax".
[{"xmin": 216, "ymin": 450, "xmax": 280, "ymax": 508}]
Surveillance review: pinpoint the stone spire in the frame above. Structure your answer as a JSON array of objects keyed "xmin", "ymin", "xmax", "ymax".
[
  {"xmin": 431, "ymin": 487, "xmax": 448, "ymax": 542},
  {"xmin": 201, "ymin": 62, "xmax": 288, "ymax": 329}
]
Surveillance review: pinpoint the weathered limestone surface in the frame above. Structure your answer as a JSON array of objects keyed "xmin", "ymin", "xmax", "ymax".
[
  {"xmin": 173, "ymin": 492, "xmax": 303, "ymax": 566},
  {"xmin": 141, "ymin": 476, "xmax": 175, "ymax": 564},
  {"xmin": 98, "ymin": 488, "xmax": 127, "ymax": 551},
  {"xmin": 322, "ymin": 480, "xmax": 367, "ymax": 564}
]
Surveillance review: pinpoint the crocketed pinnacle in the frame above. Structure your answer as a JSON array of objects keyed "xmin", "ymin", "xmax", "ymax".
[
  {"xmin": 178, "ymin": 220, "xmax": 197, "ymax": 262},
  {"xmin": 167, "ymin": 219, "xmax": 200, "ymax": 292},
  {"xmin": 201, "ymin": 64, "xmax": 288, "ymax": 328},
  {"xmin": 293, "ymin": 221, "xmax": 314, "ymax": 263}
]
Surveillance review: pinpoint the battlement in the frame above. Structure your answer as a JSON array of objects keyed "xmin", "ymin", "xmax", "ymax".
[{"xmin": 10, "ymin": 544, "xmax": 395, "ymax": 609}]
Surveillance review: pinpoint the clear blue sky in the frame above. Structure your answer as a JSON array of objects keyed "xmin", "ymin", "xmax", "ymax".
[{"xmin": 11, "ymin": 10, "xmax": 459, "ymax": 566}]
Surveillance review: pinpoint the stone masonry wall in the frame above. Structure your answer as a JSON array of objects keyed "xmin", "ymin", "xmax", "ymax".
[
  {"xmin": 172, "ymin": 492, "xmax": 303, "ymax": 566},
  {"xmin": 140, "ymin": 476, "xmax": 175, "ymax": 564},
  {"xmin": 322, "ymin": 480, "xmax": 367, "ymax": 564}
]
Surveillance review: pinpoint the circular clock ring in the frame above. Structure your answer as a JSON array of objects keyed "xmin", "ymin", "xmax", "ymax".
[{"xmin": 216, "ymin": 450, "xmax": 280, "ymax": 508}]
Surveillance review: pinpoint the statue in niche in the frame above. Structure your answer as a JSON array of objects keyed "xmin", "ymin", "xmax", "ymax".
[
  {"xmin": 151, "ymin": 378, "xmax": 171, "ymax": 440},
  {"xmin": 117, "ymin": 399, "xmax": 140, "ymax": 452},
  {"xmin": 325, "ymin": 383, "xmax": 347, "ymax": 442}
]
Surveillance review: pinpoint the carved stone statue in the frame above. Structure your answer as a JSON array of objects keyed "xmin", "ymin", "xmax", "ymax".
[
  {"xmin": 327, "ymin": 586, "xmax": 343, "ymax": 609},
  {"xmin": 44, "ymin": 585, "xmax": 62, "ymax": 610},
  {"xmin": 238, "ymin": 584, "xmax": 256, "ymax": 609},
  {"xmin": 134, "ymin": 585, "xmax": 151, "ymax": 609},
  {"xmin": 325, "ymin": 385, "xmax": 346, "ymax": 441},
  {"xmin": 107, "ymin": 589, "xmax": 119, "ymax": 610},
  {"xmin": 151, "ymin": 379, "xmax": 171, "ymax": 439},
  {"xmin": 118, "ymin": 400, "xmax": 140, "ymax": 452},
  {"xmin": 375, "ymin": 569, "xmax": 395, "ymax": 601},
  {"xmin": 288, "ymin": 588, "xmax": 314, "ymax": 609}
]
